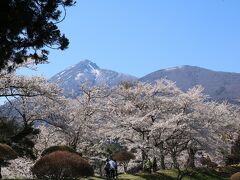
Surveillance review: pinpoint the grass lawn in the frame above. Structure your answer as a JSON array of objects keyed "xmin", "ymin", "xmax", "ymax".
[{"xmin": 83, "ymin": 165, "xmax": 240, "ymax": 180}]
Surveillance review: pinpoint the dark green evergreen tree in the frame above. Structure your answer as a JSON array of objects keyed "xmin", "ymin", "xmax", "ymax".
[
  {"xmin": 0, "ymin": 117, "xmax": 39, "ymax": 159},
  {"xmin": 0, "ymin": 0, "xmax": 75, "ymax": 71}
]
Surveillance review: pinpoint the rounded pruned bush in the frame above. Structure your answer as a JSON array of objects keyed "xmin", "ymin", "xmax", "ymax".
[
  {"xmin": 112, "ymin": 150, "xmax": 135, "ymax": 162},
  {"xmin": 0, "ymin": 143, "xmax": 18, "ymax": 160},
  {"xmin": 112, "ymin": 150, "xmax": 135, "ymax": 172},
  {"xmin": 0, "ymin": 143, "xmax": 18, "ymax": 179},
  {"xmin": 32, "ymin": 151, "xmax": 93, "ymax": 179},
  {"xmin": 231, "ymin": 172, "xmax": 240, "ymax": 180},
  {"xmin": 41, "ymin": 145, "xmax": 76, "ymax": 157}
]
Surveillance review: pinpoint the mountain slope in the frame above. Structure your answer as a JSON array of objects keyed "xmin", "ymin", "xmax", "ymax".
[
  {"xmin": 51, "ymin": 62, "xmax": 240, "ymax": 102},
  {"xmin": 50, "ymin": 60, "xmax": 137, "ymax": 97},
  {"xmin": 140, "ymin": 65, "xmax": 240, "ymax": 102}
]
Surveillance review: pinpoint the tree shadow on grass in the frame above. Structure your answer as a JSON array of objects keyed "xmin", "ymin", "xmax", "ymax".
[
  {"xmin": 138, "ymin": 168, "xmax": 231, "ymax": 180},
  {"xmin": 138, "ymin": 172, "xmax": 175, "ymax": 180},
  {"xmin": 183, "ymin": 167, "xmax": 231, "ymax": 180}
]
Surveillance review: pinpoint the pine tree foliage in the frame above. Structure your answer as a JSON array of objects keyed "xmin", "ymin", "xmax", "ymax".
[{"xmin": 0, "ymin": 0, "xmax": 75, "ymax": 71}]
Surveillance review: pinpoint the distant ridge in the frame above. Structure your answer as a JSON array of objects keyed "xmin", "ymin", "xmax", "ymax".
[
  {"xmin": 50, "ymin": 61, "xmax": 240, "ymax": 103},
  {"xmin": 140, "ymin": 65, "xmax": 240, "ymax": 103}
]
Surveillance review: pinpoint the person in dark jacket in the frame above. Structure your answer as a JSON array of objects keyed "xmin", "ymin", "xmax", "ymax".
[{"xmin": 104, "ymin": 159, "xmax": 111, "ymax": 179}]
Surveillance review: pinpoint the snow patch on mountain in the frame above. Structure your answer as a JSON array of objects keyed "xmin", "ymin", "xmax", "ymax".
[
  {"xmin": 60, "ymin": 71, "xmax": 65, "ymax": 75},
  {"xmin": 50, "ymin": 60, "xmax": 137, "ymax": 97},
  {"xmin": 92, "ymin": 69, "xmax": 101, "ymax": 78},
  {"xmin": 164, "ymin": 66, "xmax": 185, "ymax": 71},
  {"xmin": 75, "ymin": 73, "xmax": 84, "ymax": 80}
]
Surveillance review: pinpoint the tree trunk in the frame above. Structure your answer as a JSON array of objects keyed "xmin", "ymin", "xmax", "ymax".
[
  {"xmin": 171, "ymin": 152, "xmax": 179, "ymax": 168},
  {"xmin": 159, "ymin": 142, "xmax": 166, "ymax": 169},
  {"xmin": 99, "ymin": 164, "xmax": 103, "ymax": 177},
  {"xmin": 0, "ymin": 166, "xmax": 2, "ymax": 179},
  {"xmin": 123, "ymin": 162, "xmax": 128, "ymax": 173},
  {"xmin": 69, "ymin": 135, "xmax": 79, "ymax": 151},
  {"xmin": 160, "ymin": 154, "xmax": 165, "ymax": 170},
  {"xmin": 141, "ymin": 149, "xmax": 147, "ymax": 170},
  {"xmin": 186, "ymin": 147, "xmax": 196, "ymax": 168}
]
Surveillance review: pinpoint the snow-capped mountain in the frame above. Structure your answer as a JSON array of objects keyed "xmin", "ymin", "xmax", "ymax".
[
  {"xmin": 140, "ymin": 65, "xmax": 240, "ymax": 103},
  {"xmin": 50, "ymin": 61, "xmax": 240, "ymax": 102},
  {"xmin": 50, "ymin": 60, "xmax": 137, "ymax": 97}
]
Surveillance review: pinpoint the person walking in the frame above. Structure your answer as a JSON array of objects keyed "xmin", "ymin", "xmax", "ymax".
[
  {"xmin": 113, "ymin": 159, "xmax": 118, "ymax": 178},
  {"xmin": 109, "ymin": 158, "xmax": 117, "ymax": 179},
  {"xmin": 104, "ymin": 159, "xmax": 111, "ymax": 179}
]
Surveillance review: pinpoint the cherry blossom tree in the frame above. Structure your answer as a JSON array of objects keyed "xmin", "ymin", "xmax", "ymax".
[
  {"xmin": 0, "ymin": 73, "xmax": 74, "ymax": 179},
  {"xmin": 2, "ymin": 157, "xmax": 34, "ymax": 179},
  {"xmin": 59, "ymin": 84, "xmax": 110, "ymax": 151},
  {"xmin": 104, "ymin": 79, "xmax": 239, "ymax": 170}
]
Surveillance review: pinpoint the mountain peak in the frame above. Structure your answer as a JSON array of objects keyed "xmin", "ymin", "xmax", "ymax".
[
  {"xmin": 50, "ymin": 60, "xmax": 137, "ymax": 97},
  {"xmin": 74, "ymin": 59, "xmax": 100, "ymax": 70}
]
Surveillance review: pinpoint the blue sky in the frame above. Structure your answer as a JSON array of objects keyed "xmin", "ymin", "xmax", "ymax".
[{"xmin": 18, "ymin": 0, "xmax": 240, "ymax": 78}]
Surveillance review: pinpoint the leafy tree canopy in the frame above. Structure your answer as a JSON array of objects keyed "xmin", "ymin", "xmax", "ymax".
[{"xmin": 0, "ymin": 0, "xmax": 75, "ymax": 71}]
